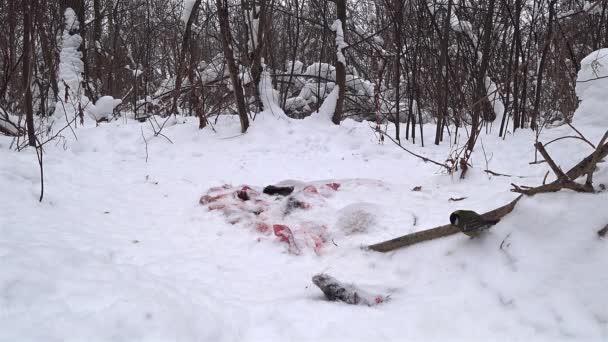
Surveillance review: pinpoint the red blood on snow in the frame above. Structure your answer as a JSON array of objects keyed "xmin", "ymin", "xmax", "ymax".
[
  {"xmin": 236, "ymin": 190, "xmax": 250, "ymax": 201},
  {"xmin": 302, "ymin": 185, "xmax": 318, "ymax": 194},
  {"xmin": 200, "ymin": 194, "xmax": 226, "ymax": 204},
  {"xmin": 273, "ymin": 224, "xmax": 300, "ymax": 254},
  {"xmin": 256, "ymin": 222, "xmax": 270, "ymax": 233},
  {"xmin": 273, "ymin": 224, "xmax": 291, "ymax": 242},
  {"xmin": 311, "ymin": 234, "xmax": 324, "ymax": 255}
]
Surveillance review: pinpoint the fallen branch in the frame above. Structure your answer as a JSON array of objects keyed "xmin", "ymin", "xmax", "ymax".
[
  {"xmin": 367, "ymin": 195, "xmax": 523, "ymax": 252},
  {"xmin": 512, "ymin": 139, "xmax": 606, "ymax": 196},
  {"xmin": 371, "ymin": 124, "xmax": 451, "ymax": 171},
  {"xmin": 585, "ymin": 131, "xmax": 608, "ymax": 186},
  {"xmin": 511, "ymin": 180, "xmax": 592, "ymax": 196},
  {"xmin": 484, "ymin": 169, "xmax": 526, "ymax": 178},
  {"xmin": 566, "ymin": 140, "xmax": 608, "ymax": 180},
  {"xmin": 534, "ymin": 142, "xmax": 567, "ymax": 180},
  {"xmin": 449, "ymin": 197, "xmax": 467, "ymax": 202}
]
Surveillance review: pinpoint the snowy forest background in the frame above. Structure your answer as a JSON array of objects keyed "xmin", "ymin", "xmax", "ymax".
[{"xmin": 1, "ymin": 0, "xmax": 607, "ymax": 145}]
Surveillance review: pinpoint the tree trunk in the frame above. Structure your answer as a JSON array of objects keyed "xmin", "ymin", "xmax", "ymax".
[
  {"xmin": 216, "ymin": 0, "xmax": 249, "ymax": 133},
  {"xmin": 435, "ymin": 0, "xmax": 452, "ymax": 145},
  {"xmin": 172, "ymin": 0, "xmax": 202, "ymax": 114},
  {"xmin": 466, "ymin": 0, "xmax": 495, "ymax": 152},
  {"xmin": 530, "ymin": 0, "xmax": 556, "ymax": 131},
  {"xmin": 393, "ymin": 0, "xmax": 403, "ymax": 142},
  {"xmin": 93, "ymin": 0, "xmax": 103, "ymax": 95},
  {"xmin": 332, "ymin": 0, "xmax": 346, "ymax": 125},
  {"xmin": 23, "ymin": 0, "xmax": 36, "ymax": 147},
  {"xmin": 512, "ymin": 0, "xmax": 522, "ymax": 132},
  {"xmin": 243, "ymin": 0, "xmax": 269, "ymax": 112}
]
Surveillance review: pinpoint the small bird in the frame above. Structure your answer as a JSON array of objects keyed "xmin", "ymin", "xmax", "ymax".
[{"xmin": 449, "ymin": 210, "xmax": 500, "ymax": 237}]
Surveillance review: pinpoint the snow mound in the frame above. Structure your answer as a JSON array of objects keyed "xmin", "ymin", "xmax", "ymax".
[
  {"xmin": 336, "ymin": 202, "xmax": 378, "ymax": 235},
  {"xmin": 89, "ymin": 96, "xmax": 122, "ymax": 121},
  {"xmin": 575, "ymin": 48, "xmax": 608, "ymax": 126},
  {"xmin": 312, "ymin": 86, "xmax": 339, "ymax": 122},
  {"xmin": 258, "ymin": 71, "xmax": 286, "ymax": 118}
]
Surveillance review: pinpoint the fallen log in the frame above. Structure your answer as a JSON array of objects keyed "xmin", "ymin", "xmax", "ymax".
[
  {"xmin": 367, "ymin": 195, "xmax": 523, "ymax": 253},
  {"xmin": 512, "ymin": 139, "xmax": 606, "ymax": 196}
]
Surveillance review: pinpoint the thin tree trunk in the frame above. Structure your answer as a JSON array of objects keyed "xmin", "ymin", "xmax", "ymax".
[
  {"xmin": 23, "ymin": 0, "xmax": 36, "ymax": 147},
  {"xmin": 512, "ymin": 0, "xmax": 522, "ymax": 132},
  {"xmin": 467, "ymin": 0, "xmax": 495, "ymax": 152},
  {"xmin": 93, "ymin": 0, "xmax": 103, "ymax": 94},
  {"xmin": 243, "ymin": 0, "xmax": 269, "ymax": 112},
  {"xmin": 435, "ymin": 0, "xmax": 452, "ymax": 145},
  {"xmin": 393, "ymin": 0, "xmax": 403, "ymax": 142},
  {"xmin": 216, "ymin": 0, "xmax": 249, "ymax": 133},
  {"xmin": 172, "ymin": 0, "xmax": 202, "ymax": 114},
  {"xmin": 530, "ymin": 0, "xmax": 556, "ymax": 131},
  {"xmin": 332, "ymin": 0, "xmax": 346, "ymax": 125}
]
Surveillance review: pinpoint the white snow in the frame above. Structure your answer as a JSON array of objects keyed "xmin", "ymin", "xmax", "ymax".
[
  {"xmin": 286, "ymin": 60, "xmax": 304, "ymax": 74},
  {"xmin": 304, "ymin": 62, "xmax": 335, "ymax": 80},
  {"xmin": 0, "ymin": 109, "xmax": 21, "ymax": 136},
  {"xmin": 257, "ymin": 71, "xmax": 285, "ymax": 118},
  {"xmin": 181, "ymin": 0, "xmax": 196, "ymax": 23},
  {"xmin": 331, "ymin": 19, "xmax": 347, "ymax": 66},
  {"xmin": 314, "ymin": 85, "xmax": 339, "ymax": 121},
  {"xmin": 245, "ymin": 8, "xmax": 260, "ymax": 52},
  {"xmin": 486, "ymin": 76, "xmax": 504, "ymax": 122},
  {"xmin": 54, "ymin": 8, "xmax": 92, "ymax": 122},
  {"xmin": 575, "ymin": 48, "xmax": 608, "ymax": 127},
  {"xmin": 89, "ymin": 96, "xmax": 122, "ymax": 121},
  {"xmin": 1, "ymin": 49, "xmax": 608, "ymax": 341}
]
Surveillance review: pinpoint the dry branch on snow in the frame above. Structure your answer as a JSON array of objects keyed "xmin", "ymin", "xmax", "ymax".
[{"xmin": 367, "ymin": 195, "xmax": 523, "ymax": 252}]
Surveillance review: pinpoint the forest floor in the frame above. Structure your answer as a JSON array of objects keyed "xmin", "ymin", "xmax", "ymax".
[{"xmin": 1, "ymin": 111, "xmax": 607, "ymax": 341}]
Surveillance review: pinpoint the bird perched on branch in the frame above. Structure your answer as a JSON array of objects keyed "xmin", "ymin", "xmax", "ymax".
[{"xmin": 449, "ymin": 210, "xmax": 500, "ymax": 237}]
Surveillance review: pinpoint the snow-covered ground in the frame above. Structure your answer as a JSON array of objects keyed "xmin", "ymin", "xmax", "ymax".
[{"xmin": 1, "ymin": 109, "xmax": 607, "ymax": 341}]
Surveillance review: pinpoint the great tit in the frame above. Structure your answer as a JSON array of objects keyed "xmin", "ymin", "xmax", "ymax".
[{"xmin": 450, "ymin": 210, "xmax": 500, "ymax": 237}]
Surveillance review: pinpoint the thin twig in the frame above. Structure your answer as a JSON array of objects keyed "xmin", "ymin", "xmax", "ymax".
[
  {"xmin": 371, "ymin": 124, "xmax": 450, "ymax": 171},
  {"xmin": 484, "ymin": 169, "xmax": 526, "ymax": 178},
  {"xmin": 141, "ymin": 127, "xmax": 149, "ymax": 163},
  {"xmin": 35, "ymin": 137, "xmax": 44, "ymax": 202},
  {"xmin": 448, "ymin": 197, "xmax": 467, "ymax": 202},
  {"xmin": 542, "ymin": 170, "xmax": 550, "ymax": 185},
  {"xmin": 535, "ymin": 142, "xmax": 567, "ymax": 180}
]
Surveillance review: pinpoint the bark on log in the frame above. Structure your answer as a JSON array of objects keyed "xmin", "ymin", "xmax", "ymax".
[{"xmin": 367, "ymin": 195, "xmax": 523, "ymax": 252}]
